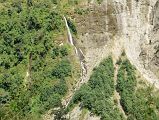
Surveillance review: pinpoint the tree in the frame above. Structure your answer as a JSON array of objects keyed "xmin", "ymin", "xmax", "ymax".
[
  {"xmin": 27, "ymin": 0, "xmax": 33, "ymax": 7},
  {"xmin": 67, "ymin": 57, "xmax": 123, "ymax": 120},
  {"xmin": 52, "ymin": 59, "xmax": 72, "ymax": 79}
]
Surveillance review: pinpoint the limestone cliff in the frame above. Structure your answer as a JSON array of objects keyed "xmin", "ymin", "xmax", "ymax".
[
  {"xmin": 67, "ymin": 0, "xmax": 159, "ymax": 119},
  {"xmin": 73, "ymin": 0, "xmax": 159, "ymax": 88}
]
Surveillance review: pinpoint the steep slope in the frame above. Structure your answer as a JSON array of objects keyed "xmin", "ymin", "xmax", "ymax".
[
  {"xmin": 114, "ymin": 0, "xmax": 159, "ymax": 88},
  {"xmin": 67, "ymin": 55, "xmax": 159, "ymax": 120},
  {"xmin": 65, "ymin": 0, "xmax": 159, "ymax": 119},
  {"xmin": 0, "ymin": 1, "xmax": 81, "ymax": 120},
  {"xmin": 1, "ymin": 0, "xmax": 159, "ymax": 120},
  {"xmin": 72, "ymin": 0, "xmax": 159, "ymax": 88}
]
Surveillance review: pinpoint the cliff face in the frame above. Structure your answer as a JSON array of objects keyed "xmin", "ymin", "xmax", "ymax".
[
  {"xmin": 67, "ymin": 0, "xmax": 159, "ymax": 119},
  {"xmin": 144, "ymin": 0, "xmax": 159, "ymax": 78},
  {"xmin": 74, "ymin": 0, "xmax": 159, "ymax": 87}
]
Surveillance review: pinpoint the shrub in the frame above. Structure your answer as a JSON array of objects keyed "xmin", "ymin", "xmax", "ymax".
[
  {"xmin": 67, "ymin": 19, "xmax": 77, "ymax": 35},
  {"xmin": 60, "ymin": 46, "xmax": 68, "ymax": 57},
  {"xmin": 52, "ymin": 59, "xmax": 72, "ymax": 78},
  {"xmin": 116, "ymin": 57, "xmax": 158, "ymax": 120},
  {"xmin": 67, "ymin": 56, "xmax": 124, "ymax": 120}
]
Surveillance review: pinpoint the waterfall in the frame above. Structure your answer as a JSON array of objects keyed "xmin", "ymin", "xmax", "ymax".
[
  {"xmin": 63, "ymin": 16, "xmax": 87, "ymax": 107},
  {"xmin": 63, "ymin": 16, "xmax": 74, "ymax": 45},
  {"xmin": 64, "ymin": 16, "xmax": 79, "ymax": 56},
  {"xmin": 63, "ymin": 16, "xmax": 87, "ymax": 75}
]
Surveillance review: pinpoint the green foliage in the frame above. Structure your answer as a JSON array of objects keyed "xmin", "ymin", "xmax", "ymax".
[
  {"xmin": 53, "ymin": 79, "xmax": 68, "ymax": 95},
  {"xmin": 67, "ymin": 18, "xmax": 77, "ymax": 35},
  {"xmin": 46, "ymin": 11, "xmax": 64, "ymax": 31},
  {"xmin": 51, "ymin": 0, "xmax": 59, "ymax": 4},
  {"xmin": 52, "ymin": 59, "xmax": 72, "ymax": 79},
  {"xmin": 116, "ymin": 58, "xmax": 159, "ymax": 120},
  {"xmin": 0, "ymin": 1, "xmax": 72, "ymax": 119},
  {"xmin": 51, "ymin": 46, "xmax": 60, "ymax": 59},
  {"xmin": 67, "ymin": 57, "xmax": 125, "ymax": 120},
  {"xmin": 51, "ymin": 45, "xmax": 69, "ymax": 59},
  {"xmin": 116, "ymin": 59, "xmax": 136, "ymax": 113},
  {"xmin": 27, "ymin": 0, "xmax": 33, "ymax": 7},
  {"xmin": 68, "ymin": 0, "xmax": 79, "ymax": 5},
  {"xmin": 74, "ymin": 8, "xmax": 90, "ymax": 15},
  {"xmin": 67, "ymin": 55, "xmax": 159, "ymax": 120},
  {"xmin": 97, "ymin": 0, "xmax": 103, "ymax": 4},
  {"xmin": 60, "ymin": 45, "xmax": 69, "ymax": 56}
]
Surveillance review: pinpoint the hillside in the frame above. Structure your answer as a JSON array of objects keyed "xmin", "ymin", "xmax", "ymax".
[{"xmin": 0, "ymin": 0, "xmax": 159, "ymax": 120}]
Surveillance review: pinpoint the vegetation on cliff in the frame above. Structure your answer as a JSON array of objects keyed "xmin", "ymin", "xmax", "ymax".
[
  {"xmin": 116, "ymin": 54, "xmax": 159, "ymax": 120},
  {"xmin": 1, "ymin": 0, "xmax": 159, "ymax": 120},
  {"xmin": 0, "ymin": 0, "xmax": 79, "ymax": 119},
  {"xmin": 67, "ymin": 56, "xmax": 125, "ymax": 120},
  {"xmin": 67, "ymin": 54, "xmax": 159, "ymax": 120}
]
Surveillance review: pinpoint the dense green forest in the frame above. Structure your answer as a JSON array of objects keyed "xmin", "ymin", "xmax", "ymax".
[
  {"xmin": 67, "ymin": 55, "xmax": 159, "ymax": 120},
  {"xmin": 67, "ymin": 56, "xmax": 125, "ymax": 120},
  {"xmin": 0, "ymin": 0, "xmax": 81, "ymax": 120},
  {"xmin": 116, "ymin": 56, "xmax": 159, "ymax": 120}
]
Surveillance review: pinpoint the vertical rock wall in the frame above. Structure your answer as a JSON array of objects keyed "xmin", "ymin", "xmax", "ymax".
[
  {"xmin": 68, "ymin": 0, "xmax": 159, "ymax": 119},
  {"xmin": 75, "ymin": 0, "xmax": 159, "ymax": 88},
  {"xmin": 112, "ymin": 0, "xmax": 159, "ymax": 87}
]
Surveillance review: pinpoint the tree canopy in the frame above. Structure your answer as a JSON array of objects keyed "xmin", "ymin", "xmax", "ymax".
[{"xmin": 0, "ymin": 0, "xmax": 74, "ymax": 119}]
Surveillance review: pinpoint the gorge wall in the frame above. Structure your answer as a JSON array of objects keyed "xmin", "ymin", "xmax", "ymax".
[
  {"xmin": 67, "ymin": 0, "xmax": 159, "ymax": 119},
  {"xmin": 74, "ymin": 0, "xmax": 159, "ymax": 88}
]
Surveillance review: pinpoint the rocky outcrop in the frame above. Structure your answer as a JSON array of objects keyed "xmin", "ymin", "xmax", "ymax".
[
  {"xmin": 67, "ymin": 0, "xmax": 159, "ymax": 119},
  {"xmin": 142, "ymin": 0, "xmax": 159, "ymax": 78},
  {"xmin": 74, "ymin": 0, "xmax": 159, "ymax": 88},
  {"xmin": 114, "ymin": 0, "xmax": 159, "ymax": 87},
  {"xmin": 68, "ymin": 105, "xmax": 100, "ymax": 120}
]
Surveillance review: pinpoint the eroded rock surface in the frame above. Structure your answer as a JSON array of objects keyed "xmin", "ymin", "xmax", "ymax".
[
  {"xmin": 68, "ymin": 0, "xmax": 159, "ymax": 119},
  {"xmin": 74, "ymin": 0, "xmax": 159, "ymax": 87}
]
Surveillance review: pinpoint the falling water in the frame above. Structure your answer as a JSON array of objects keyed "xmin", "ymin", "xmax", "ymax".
[
  {"xmin": 63, "ymin": 16, "xmax": 87, "ymax": 107},
  {"xmin": 63, "ymin": 16, "xmax": 74, "ymax": 45},
  {"xmin": 63, "ymin": 16, "xmax": 87, "ymax": 75}
]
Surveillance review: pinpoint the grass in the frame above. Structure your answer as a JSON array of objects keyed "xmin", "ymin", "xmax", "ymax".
[{"xmin": 79, "ymin": 108, "xmax": 88, "ymax": 120}]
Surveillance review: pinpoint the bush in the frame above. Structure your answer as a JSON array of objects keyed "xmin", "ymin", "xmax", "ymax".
[
  {"xmin": 51, "ymin": 0, "xmax": 58, "ymax": 4},
  {"xmin": 53, "ymin": 80, "xmax": 68, "ymax": 95},
  {"xmin": 116, "ymin": 57, "xmax": 158, "ymax": 120},
  {"xmin": 51, "ymin": 46, "xmax": 60, "ymax": 59},
  {"xmin": 52, "ymin": 59, "xmax": 72, "ymax": 78},
  {"xmin": 0, "ymin": 1, "xmax": 72, "ymax": 119},
  {"xmin": 67, "ymin": 56, "xmax": 124, "ymax": 120},
  {"xmin": 51, "ymin": 45, "xmax": 69, "ymax": 59},
  {"xmin": 97, "ymin": 0, "xmax": 103, "ymax": 4},
  {"xmin": 74, "ymin": 8, "xmax": 89, "ymax": 15},
  {"xmin": 60, "ymin": 46, "xmax": 68, "ymax": 57},
  {"xmin": 67, "ymin": 19, "xmax": 77, "ymax": 35}
]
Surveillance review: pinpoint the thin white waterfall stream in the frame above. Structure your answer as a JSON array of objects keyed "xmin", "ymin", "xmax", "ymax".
[
  {"xmin": 63, "ymin": 16, "xmax": 74, "ymax": 46},
  {"xmin": 64, "ymin": 16, "xmax": 79, "ymax": 56},
  {"xmin": 63, "ymin": 16, "xmax": 87, "ymax": 107}
]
